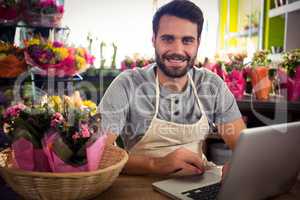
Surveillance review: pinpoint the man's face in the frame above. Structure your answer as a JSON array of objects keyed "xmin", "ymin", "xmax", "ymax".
[{"xmin": 153, "ymin": 15, "xmax": 199, "ymax": 78}]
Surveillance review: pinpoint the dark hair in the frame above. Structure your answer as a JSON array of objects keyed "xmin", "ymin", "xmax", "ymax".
[{"xmin": 152, "ymin": 0, "xmax": 204, "ymax": 40}]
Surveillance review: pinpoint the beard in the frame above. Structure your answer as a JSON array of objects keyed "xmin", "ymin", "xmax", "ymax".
[{"xmin": 155, "ymin": 51, "xmax": 196, "ymax": 78}]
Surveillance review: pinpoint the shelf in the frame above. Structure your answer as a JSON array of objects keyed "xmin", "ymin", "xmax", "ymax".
[
  {"xmin": 237, "ymin": 94, "xmax": 300, "ymax": 113},
  {"xmin": 0, "ymin": 23, "xmax": 70, "ymax": 30},
  {"xmin": 269, "ymin": 1, "xmax": 300, "ymax": 18},
  {"xmin": 225, "ymin": 28, "xmax": 258, "ymax": 39}
]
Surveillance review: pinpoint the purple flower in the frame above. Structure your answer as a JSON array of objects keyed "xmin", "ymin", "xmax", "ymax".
[{"xmin": 53, "ymin": 41, "xmax": 63, "ymax": 48}]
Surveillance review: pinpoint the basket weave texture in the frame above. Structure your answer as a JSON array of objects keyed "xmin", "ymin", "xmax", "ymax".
[{"xmin": 0, "ymin": 145, "xmax": 128, "ymax": 200}]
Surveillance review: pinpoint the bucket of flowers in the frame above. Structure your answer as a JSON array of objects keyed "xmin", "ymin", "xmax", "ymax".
[
  {"xmin": 223, "ymin": 52, "xmax": 247, "ymax": 100},
  {"xmin": 0, "ymin": 41, "xmax": 27, "ymax": 78},
  {"xmin": 0, "ymin": 0, "xmax": 22, "ymax": 24},
  {"xmin": 251, "ymin": 50, "xmax": 272, "ymax": 100},
  {"xmin": 120, "ymin": 55, "xmax": 154, "ymax": 71},
  {"xmin": 278, "ymin": 49, "xmax": 300, "ymax": 101},
  {"xmin": 24, "ymin": 37, "xmax": 95, "ymax": 77},
  {"xmin": 22, "ymin": 0, "xmax": 65, "ymax": 27},
  {"xmin": 0, "ymin": 91, "xmax": 128, "ymax": 200}
]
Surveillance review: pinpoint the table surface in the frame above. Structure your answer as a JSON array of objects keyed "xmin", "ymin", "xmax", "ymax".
[
  {"xmin": 1, "ymin": 174, "xmax": 299, "ymax": 200},
  {"xmin": 96, "ymin": 175, "xmax": 300, "ymax": 200}
]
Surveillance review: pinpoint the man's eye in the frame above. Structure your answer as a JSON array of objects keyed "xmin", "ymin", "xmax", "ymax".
[
  {"xmin": 183, "ymin": 38, "xmax": 194, "ymax": 44},
  {"xmin": 162, "ymin": 37, "xmax": 173, "ymax": 42}
]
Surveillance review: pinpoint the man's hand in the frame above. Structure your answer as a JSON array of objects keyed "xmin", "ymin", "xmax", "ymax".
[
  {"xmin": 221, "ymin": 162, "xmax": 230, "ymax": 181},
  {"xmin": 150, "ymin": 147, "xmax": 205, "ymax": 176}
]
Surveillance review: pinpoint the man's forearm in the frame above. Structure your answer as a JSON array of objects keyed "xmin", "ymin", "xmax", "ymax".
[
  {"xmin": 122, "ymin": 154, "xmax": 157, "ymax": 175},
  {"xmin": 218, "ymin": 118, "xmax": 246, "ymax": 150}
]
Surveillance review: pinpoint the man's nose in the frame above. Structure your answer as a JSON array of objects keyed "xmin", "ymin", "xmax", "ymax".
[{"xmin": 171, "ymin": 40, "xmax": 185, "ymax": 53}]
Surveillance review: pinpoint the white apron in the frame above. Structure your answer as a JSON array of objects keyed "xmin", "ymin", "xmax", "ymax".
[{"xmin": 129, "ymin": 72, "xmax": 214, "ymax": 167}]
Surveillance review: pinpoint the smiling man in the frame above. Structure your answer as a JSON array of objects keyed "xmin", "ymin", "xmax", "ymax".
[{"xmin": 99, "ymin": 0, "xmax": 246, "ymax": 176}]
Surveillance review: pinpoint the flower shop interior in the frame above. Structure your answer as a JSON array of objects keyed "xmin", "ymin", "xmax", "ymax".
[{"xmin": 0, "ymin": 0, "xmax": 300, "ymax": 200}]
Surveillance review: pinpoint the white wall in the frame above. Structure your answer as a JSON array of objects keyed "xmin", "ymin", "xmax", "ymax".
[{"xmin": 62, "ymin": 0, "xmax": 219, "ymax": 68}]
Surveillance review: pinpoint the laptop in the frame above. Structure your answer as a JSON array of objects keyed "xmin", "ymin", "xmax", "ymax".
[{"xmin": 152, "ymin": 122, "xmax": 300, "ymax": 200}]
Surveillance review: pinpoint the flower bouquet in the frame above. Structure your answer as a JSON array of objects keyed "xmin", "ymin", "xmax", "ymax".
[
  {"xmin": 251, "ymin": 50, "xmax": 272, "ymax": 100},
  {"xmin": 0, "ymin": 0, "xmax": 22, "ymax": 24},
  {"xmin": 0, "ymin": 41, "xmax": 27, "ymax": 78},
  {"xmin": 22, "ymin": 0, "xmax": 64, "ymax": 27},
  {"xmin": 278, "ymin": 49, "xmax": 300, "ymax": 101},
  {"xmin": 120, "ymin": 55, "xmax": 154, "ymax": 71},
  {"xmin": 1, "ymin": 91, "xmax": 107, "ymax": 172},
  {"xmin": 224, "ymin": 53, "xmax": 247, "ymax": 100},
  {"xmin": 24, "ymin": 38, "xmax": 95, "ymax": 77}
]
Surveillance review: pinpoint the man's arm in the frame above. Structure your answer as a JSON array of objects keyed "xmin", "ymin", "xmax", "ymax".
[
  {"xmin": 217, "ymin": 117, "xmax": 246, "ymax": 179},
  {"xmin": 217, "ymin": 117, "xmax": 246, "ymax": 150},
  {"xmin": 106, "ymin": 133, "xmax": 205, "ymax": 176}
]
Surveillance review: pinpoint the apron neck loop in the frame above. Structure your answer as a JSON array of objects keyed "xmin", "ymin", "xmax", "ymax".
[{"xmin": 154, "ymin": 71, "xmax": 205, "ymax": 118}]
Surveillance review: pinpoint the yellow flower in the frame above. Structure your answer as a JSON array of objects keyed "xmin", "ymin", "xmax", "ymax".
[
  {"xmin": 28, "ymin": 38, "xmax": 41, "ymax": 46},
  {"xmin": 63, "ymin": 96, "xmax": 74, "ymax": 108},
  {"xmin": 49, "ymin": 96, "xmax": 63, "ymax": 112},
  {"xmin": 71, "ymin": 91, "xmax": 82, "ymax": 108},
  {"xmin": 53, "ymin": 47, "xmax": 69, "ymax": 60},
  {"xmin": 75, "ymin": 55, "xmax": 87, "ymax": 70},
  {"xmin": 76, "ymin": 48, "xmax": 86, "ymax": 57},
  {"xmin": 0, "ymin": 53, "xmax": 7, "ymax": 60},
  {"xmin": 82, "ymin": 100, "xmax": 97, "ymax": 116}
]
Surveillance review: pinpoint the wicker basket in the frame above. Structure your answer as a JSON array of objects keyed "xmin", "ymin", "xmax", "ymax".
[{"xmin": 0, "ymin": 145, "xmax": 128, "ymax": 200}]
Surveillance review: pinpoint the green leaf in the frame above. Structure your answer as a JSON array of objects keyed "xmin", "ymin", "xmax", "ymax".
[
  {"xmin": 52, "ymin": 136, "xmax": 73, "ymax": 163},
  {"xmin": 12, "ymin": 128, "xmax": 41, "ymax": 148}
]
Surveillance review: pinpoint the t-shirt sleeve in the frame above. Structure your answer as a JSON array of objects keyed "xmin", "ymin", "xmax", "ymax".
[
  {"xmin": 99, "ymin": 73, "xmax": 130, "ymax": 136},
  {"xmin": 214, "ymin": 77, "xmax": 242, "ymax": 125}
]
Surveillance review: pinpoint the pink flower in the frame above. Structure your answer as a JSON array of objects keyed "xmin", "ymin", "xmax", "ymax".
[
  {"xmin": 130, "ymin": 62, "xmax": 137, "ymax": 69},
  {"xmin": 80, "ymin": 124, "xmax": 90, "ymax": 138},
  {"xmin": 120, "ymin": 61, "xmax": 127, "ymax": 71},
  {"xmin": 225, "ymin": 69, "xmax": 245, "ymax": 100},
  {"xmin": 295, "ymin": 66, "xmax": 300, "ymax": 80},
  {"xmin": 205, "ymin": 63, "xmax": 227, "ymax": 79},
  {"xmin": 39, "ymin": 0, "xmax": 55, "ymax": 8},
  {"xmin": 57, "ymin": 5, "xmax": 64, "ymax": 13},
  {"xmin": 4, "ymin": 103, "xmax": 26, "ymax": 118},
  {"xmin": 83, "ymin": 51, "xmax": 95, "ymax": 65},
  {"xmin": 51, "ymin": 112, "xmax": 64, "ymax": 127}
]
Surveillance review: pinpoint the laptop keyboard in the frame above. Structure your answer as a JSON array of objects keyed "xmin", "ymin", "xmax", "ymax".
[{"xmin": 181, "ymin": 182, "xmax": 221, "ymax": 200}]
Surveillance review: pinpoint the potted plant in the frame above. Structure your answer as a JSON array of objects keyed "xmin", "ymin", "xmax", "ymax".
[
  {"xmin": 0, "ymin": 0, "xmax": 21, "ymax": 24},
  {"xmin": 278, "ymin": 49, "xmax": 300, "ymax": 101},
  {"xmin": 22, "ymin": 0, "xmax": 65, "ymax": 27},
  {"xmin": 251, "ymin": 50, "xmax": 272, "ymax": 100},
  {"xmin": 224, "ymin": 52, "xmax": 247, "ymax": 100},
  {"xmin": 1, "ymin": 91, "xmax": 106, "ymax": 172}
]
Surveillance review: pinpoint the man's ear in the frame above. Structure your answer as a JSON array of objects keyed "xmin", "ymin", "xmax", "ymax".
[
  {"xmin": 197, "ymin": 37, "xmax": 201, "ymax": 48},
  {"xmin": 152, "ymin": 34, "xmax": 156, "ymax": 47}
]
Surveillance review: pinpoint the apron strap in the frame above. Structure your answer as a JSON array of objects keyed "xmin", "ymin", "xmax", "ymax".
[
  {"xmin": 154, "ymin": 70, "xmax": 206, "ymax": 118},
  {"xmin": 188, "ymin": 73, "xmax": 206, "ymax": 116},
  {"xmin": 154, "ymin": 76, "xmax": 160, "ymax": 118}
]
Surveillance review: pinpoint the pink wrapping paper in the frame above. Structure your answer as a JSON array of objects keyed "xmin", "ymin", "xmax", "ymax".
[
  {"xmin": 278, "ymin": 67, "xmax": 300, "ymax": 101},
  {"xmin": 24, "ymin": 51, "xmax": 77, "ymax": 77},
  {"xmin": 12, "ymin": 138, "xmax": 34, "ymax": 171},
  {"xmin": 42, "ymin": 132, "xmax": 107, "ymax": 172},
  {"xmin": 12, "ymin": 138, "xmax": 51, "ymax": 171},
  {"xmin": 225, "ymin": 69, "xmax": 245, "ymax": 100}
]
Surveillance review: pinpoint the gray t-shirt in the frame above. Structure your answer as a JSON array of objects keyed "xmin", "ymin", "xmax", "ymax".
[{"xmin": 99, "ymin": 64, "xmax": 242, "ymax": 150}]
